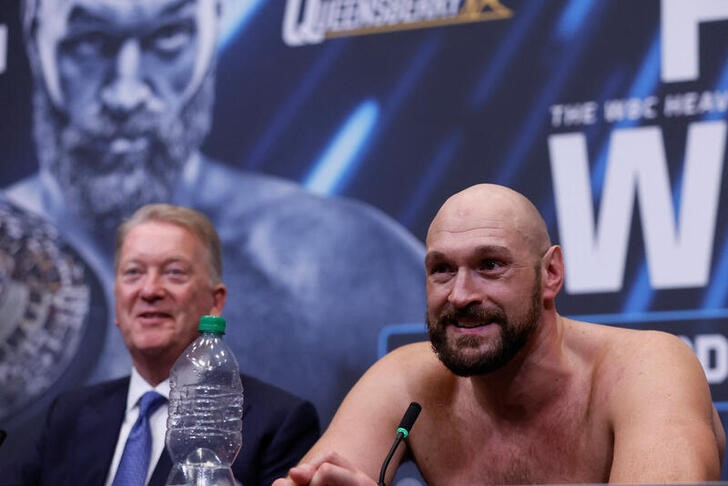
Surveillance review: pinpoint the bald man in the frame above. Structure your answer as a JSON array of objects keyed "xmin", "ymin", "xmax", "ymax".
[{"xmin": 274, "ymin": 184, "xmax": 725, "ymax": 485}]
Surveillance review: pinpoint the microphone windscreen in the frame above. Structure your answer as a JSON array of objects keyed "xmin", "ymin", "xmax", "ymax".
[{"xmin": 397, "ymin": 402, "xmax": 422, "ymax": 433}]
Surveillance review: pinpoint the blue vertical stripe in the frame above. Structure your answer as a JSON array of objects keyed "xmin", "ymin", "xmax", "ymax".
[
  {"xmin": 469, "ymin": 2, "xmax": 544, "ymax": 108},
  {"xmin": 303, "ymin": 35, "xmax": 440, "ymax": 195},
  {"xmin": 591, "ymin": 33, "xmax": 661, "ymax": 196},
  {"xmin": 716, "ymin": 58, "xmax": 728, "ymax": 89},
  {"xmin": 704, "ymin": 239, "xmax": 728, "ymax": 309},
  {"xmin": 555, "ymin": 0, "xmax": 595, "ymax": 41},
  {"xmin": 303, "ymin": 100, "xmax": 380, "ymax": 195},
  {"xmin": 622, "ymin": 265, "xmax": 653, "ymax": 313},
  {"xmin": 244, "ymin": 41, "xmax": 348, "ymax": 170},
  {"xmin": 398, "ymin": 131, "xmax": 463, "ymax": 227},
  {"xmin": 218, "ymin": 0, "xmax": 264, "ymax": 50},
  {"xmin": 495, "ymin": 2, "xmax": 606, "ymax": 186},
  {"xmin": 625, "ymin": 33, "xmax": 661, "ymax": 99},
  {"xmin": 381, "ymin": 36, "xmax": 441, "ymax": 127}
]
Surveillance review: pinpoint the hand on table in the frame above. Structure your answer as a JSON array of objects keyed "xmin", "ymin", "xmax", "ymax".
[{"xmin": 273, "ymin": 452, "xmax": 378, "ymax": 486}]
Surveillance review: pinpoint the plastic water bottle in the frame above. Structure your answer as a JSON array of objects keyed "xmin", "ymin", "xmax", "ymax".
[{"xmin": 165, "ymin": 315, "xmax": 244, "ymax": 486}]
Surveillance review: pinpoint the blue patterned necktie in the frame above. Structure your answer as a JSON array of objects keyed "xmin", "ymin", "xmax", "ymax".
[{"xmin": 112, "ymin": 391, "xmax": 167, "ymax": 486}]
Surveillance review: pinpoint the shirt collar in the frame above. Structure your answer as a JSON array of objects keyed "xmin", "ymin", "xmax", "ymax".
[{"xmin": 126, "ymin": 367, "xmax": 170, "ymax": 412}]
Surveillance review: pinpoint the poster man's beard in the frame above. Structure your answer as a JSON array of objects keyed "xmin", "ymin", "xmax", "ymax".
[
  {"xmin": 427, "ymin": 274, "xmax": 542, "ymax": 376},
  {"xmin": 31, "ymin": 73, "xmax": 214, "ymax": 233}
]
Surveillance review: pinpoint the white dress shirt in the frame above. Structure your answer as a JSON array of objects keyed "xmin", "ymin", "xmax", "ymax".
[{"xmin": 104, "ymin": 368, "xmax": 170, "ymax": 486}]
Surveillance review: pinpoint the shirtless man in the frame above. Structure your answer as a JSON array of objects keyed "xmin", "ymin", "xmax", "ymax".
[{"xmin": 274, "ymin": 183, "xmax": 725, "ymax": 485}]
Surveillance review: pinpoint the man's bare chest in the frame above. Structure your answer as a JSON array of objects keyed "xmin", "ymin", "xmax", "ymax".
[{"xmin": 411, "ymin": 406, "xmax": 612, "ymax": 485}]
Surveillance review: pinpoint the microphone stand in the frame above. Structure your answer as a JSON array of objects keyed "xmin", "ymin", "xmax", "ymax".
[{"xmin": 378, "ymin": 402, "xmax": 421, "ymax": 486}]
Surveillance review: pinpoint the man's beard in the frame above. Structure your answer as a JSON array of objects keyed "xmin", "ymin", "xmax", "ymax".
[
  {"xmin": 31, "ymin": 71, "xmax": 214, "ymax": 234},
  {"xmin": 427, "ymin": 272, "xmax": 542, "ymax": 376}
]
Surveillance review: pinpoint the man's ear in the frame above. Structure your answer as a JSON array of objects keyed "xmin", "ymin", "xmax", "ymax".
[
  {"xmin": 541, "ymin": 245, "xmax": 564, "ymax": 302},
  {"xmin": 210, "ymin": 283, "xmax": 227, "ymax": 315},
  {"xmin": 22, "ymin": 4, "xmax": 41, "ymax": 76},
  {"xmin": 22, "ymin": 3, "xmax": 65, "ymax": 108}
]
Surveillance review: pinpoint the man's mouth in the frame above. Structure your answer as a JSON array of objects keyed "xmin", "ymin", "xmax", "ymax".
[
  {"xmin": 137, "ymin": 311, "xmax": 173, "ymax": 321},
  {"xmin": 453, "ymin": 321, "xmax": 487, "ymax": 329},
  {"xmin": 449, "ymin": 320, "xmax": 500, "ymax": 337},
  {"xmin": 110, "ymin": 136, "xmax": 150, "ymax": 155}
]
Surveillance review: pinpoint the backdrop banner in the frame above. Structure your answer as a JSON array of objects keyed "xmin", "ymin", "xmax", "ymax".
[{"xmin": 1, "ymin": 0, "xmax": 727, "ymax": 482}]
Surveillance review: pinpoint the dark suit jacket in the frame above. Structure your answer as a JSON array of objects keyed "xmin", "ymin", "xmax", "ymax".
[{"xmin": 5, "ymin": 374, "xmax": 320, "ymax": 486}]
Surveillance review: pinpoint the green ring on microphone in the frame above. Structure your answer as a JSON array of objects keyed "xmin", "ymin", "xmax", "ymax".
[{"xmin": 396, "ymin": 427, "xmax": 409, "ymax": 438}]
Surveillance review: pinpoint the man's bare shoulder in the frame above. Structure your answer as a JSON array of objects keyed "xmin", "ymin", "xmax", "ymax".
[
  {"xmin": 332, "ymin": 342, "xmax": 444, "ymax": 406},
  {"xmin": 367, "ymin": 342, "xmax": 451, "ymax": 391},
  {"xmin": 564, "ymin": 318, "xmax": 694, "ymax": 368},
  {"xmin": 564, "ymin": 321, "xmax": 724, "ymax": 481},
  {"xmin": 293, "ymin": 342, "xmax": 449, "ymax": 480},
  {"xmin": 564, "ymin": 318, "xmax": 710, "ymax": 412},
  {"xmin": 381, "ymin": 341, "xmax": 436, "ymax": 364}
]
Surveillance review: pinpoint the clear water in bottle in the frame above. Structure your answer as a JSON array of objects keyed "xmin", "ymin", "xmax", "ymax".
[{"xmin": 166, "ymin": 315, "xmax": 244, "ymax": 485}]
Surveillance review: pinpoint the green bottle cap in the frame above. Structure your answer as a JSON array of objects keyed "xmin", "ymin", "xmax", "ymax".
[{"xmin": 198, "ymin": 315, "xmax": 226, "ymax": 334}]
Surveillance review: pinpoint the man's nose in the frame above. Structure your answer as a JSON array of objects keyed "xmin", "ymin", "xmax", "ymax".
[
  {"xmin": 448, "ymin": 269, "xmax": 480, "ymax": 308},
  {"xmin": 140, "ymin": 273, "xmax": 165, "ymax": 301},
  {"xmin": 101, "ymin": 39, "xmax": 153, "ymax": 117}
]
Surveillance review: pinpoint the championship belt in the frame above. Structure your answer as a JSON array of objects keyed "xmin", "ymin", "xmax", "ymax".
[{"xmin": 0, "ymin": 198, "xmax": 106, "ymax": 421}]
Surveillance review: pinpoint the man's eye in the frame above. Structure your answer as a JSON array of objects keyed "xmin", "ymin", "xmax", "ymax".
[
  {"xmin": 148, "ymin": 21, "xmax": 194, "ymax": 55},
  {"xmin": 165, "ymin": 267, "xmax": 188, "ymax": 277},
  {"xmin": 479, "ymin": 259, "xmax": 500, "ymax": 271},
  {"xmin": 122, "ymin": 267, "xmax": 142, "ymax": 278},
  {"xmin": 62, "ymin": 31, "xmax": 115, "ymax": 58},
  {"xmin": 429, "ymin": 263, "xmax": 452, "ymax": 275}
]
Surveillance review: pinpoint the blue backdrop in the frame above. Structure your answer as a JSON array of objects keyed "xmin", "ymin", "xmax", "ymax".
[{"xmin": 1, "ymin": 0, "xmax": 728, "ymax": 481}]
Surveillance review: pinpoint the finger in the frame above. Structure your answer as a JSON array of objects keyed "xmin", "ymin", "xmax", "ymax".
[
  {"xmin": 288, "ymin": 463, "xmax": 317, "ymax": 484},
  {"xmin": 306, "ymin": 451, "xmax": 358, "ymax": 470},
  {"xmin": 310, "ymin": 461, "xmax": 376, "ymax": 486}
]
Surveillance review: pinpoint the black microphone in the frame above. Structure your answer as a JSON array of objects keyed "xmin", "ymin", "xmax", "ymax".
[
  {"xmin": 0, "ymin": 429, "xmax": 6, "ymax": 449},
  {"xmin": 378, "ymin": 402, "xmax": 421, "ymax": 486}
]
